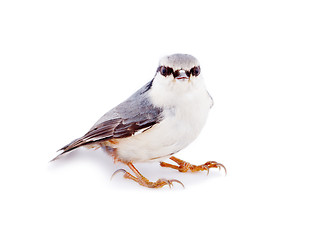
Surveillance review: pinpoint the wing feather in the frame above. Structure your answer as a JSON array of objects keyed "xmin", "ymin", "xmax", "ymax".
[{"xmin": 54, "ymin": 80, "xmax": 163, "ymax": 158}]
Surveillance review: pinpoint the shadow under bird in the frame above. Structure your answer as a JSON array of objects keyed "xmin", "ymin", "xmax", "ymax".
[{"xmin": 52, "ymin": 53, "xmax": 225, "ymax": 188}]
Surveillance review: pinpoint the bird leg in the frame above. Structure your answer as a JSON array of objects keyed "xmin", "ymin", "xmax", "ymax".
[
  {"xmin": 160, "ymin": 156, "xmax": 226, "ymax": 175},
  {"xmin": 111, "ymin": 162, "xmax": 184, "ymax": 188}
]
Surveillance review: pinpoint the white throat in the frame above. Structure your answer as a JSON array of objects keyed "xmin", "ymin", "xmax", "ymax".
[{"xmin": 149, "ymin": 74, "xmax": 210, "ymax": 108}]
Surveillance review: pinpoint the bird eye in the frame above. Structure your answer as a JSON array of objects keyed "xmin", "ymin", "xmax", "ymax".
[
  {"xmin": 160, "ymin": 66, "xmax": 167, "ymax": 76},
  {"xmin": 190, "ymin": 66, "xmax": 201, "ymax": 77},
  {"xmin": 159, "ymin": 66, "xmax": 173, "ymax": 77}
]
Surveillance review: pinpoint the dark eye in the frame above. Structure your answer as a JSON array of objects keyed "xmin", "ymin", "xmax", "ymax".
[
  {"xmin": 160, "ymin": 66, "xmax": 167, "ymax": 76},
  {"xmin": 159, "ymin": 66, "xmax": 173, "ymax": 77},
  {"xmin": 190, "ymin": 66, "xmax": 201, "ymax": 77}
]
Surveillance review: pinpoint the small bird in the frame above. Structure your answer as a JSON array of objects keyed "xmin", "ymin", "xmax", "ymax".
[{"xmin": 53, "ymin": 54, "xmax": 225, "ymax": 188}]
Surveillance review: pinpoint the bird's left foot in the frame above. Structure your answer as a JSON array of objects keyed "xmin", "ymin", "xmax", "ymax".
[
  {"xmin": 111, "ymin": 162, "xmax": 184, "ymax": 188},
  {"xmin": 160, "ymin": 156, "xmax": 226, "ymax": 175}
]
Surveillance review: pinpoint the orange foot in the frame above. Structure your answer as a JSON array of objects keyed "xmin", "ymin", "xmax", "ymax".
[
  {"xmin": 160, "ymin": 156, "xmax": 226, "ymax": 175},
  {"xmin": 111, "ymin": 162, "xmax": 184, "ymax": 188}
]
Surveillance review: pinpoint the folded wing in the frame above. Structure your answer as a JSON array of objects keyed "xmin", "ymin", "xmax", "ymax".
[{"xmin": 54, "ymin": 80, "xmax": 163, "ymax": 159}]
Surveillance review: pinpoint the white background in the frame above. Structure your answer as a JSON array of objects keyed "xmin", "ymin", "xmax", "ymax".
[{"xmin": 1, "ymin": 0, "xmax": 315, "ymax": 239}]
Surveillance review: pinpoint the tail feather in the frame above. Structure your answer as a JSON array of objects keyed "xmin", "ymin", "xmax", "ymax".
[
  {"xmin": 51, "ymin": 137, "xmax": 86, "ymax": 161},
  {"xmin": 58, "ymin": 138, "xmax": 82, "ymax": 152}
]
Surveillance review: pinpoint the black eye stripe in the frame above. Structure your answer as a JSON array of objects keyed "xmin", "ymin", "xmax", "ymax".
[
  {"xmin": 158, "ymin": 66, "xmax": 174, "ymax": 77},
  {"xmin": 190, "ymin": 66, "xmax": 201, "ymax": 77},
  {"xmin": 173, "ymin": 70, "xmax": 179, "ymax": 78},
  {"xmin": 157, "ymin": 66, "xmax": 201, "ymax": 77},
  {"xmin": 173, "ymin": 70, "xmax": 191, "ymax": 78}
]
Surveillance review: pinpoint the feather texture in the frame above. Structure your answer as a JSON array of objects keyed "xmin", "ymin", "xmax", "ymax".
[{"xmin": 55, "ymin": 80, "xmax": 163, "ymax": 157}]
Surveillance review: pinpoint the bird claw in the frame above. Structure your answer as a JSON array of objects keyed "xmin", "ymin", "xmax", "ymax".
[
  {"xmin": 158, "ymin": 178, "xmax": 185, "ymax": 188},
  {"xmin": 110, "ymin": 168, "xmax": 127, "ymax": 180},
  {"xmin": 161, "ymin": 156, "xmax": 226, "ymax": 176},
  {"xmin": 203, "ymin": 161, "xmax": 227, "ymax": 176},
  {"xmin": 110, "ymin": 167, "xmax": 184, "ymax": 189}
]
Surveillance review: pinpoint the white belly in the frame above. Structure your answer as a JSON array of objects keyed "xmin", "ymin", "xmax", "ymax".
[{"xmin": 115, "ymin": 89, "xmax": 212, "ymax": 162}]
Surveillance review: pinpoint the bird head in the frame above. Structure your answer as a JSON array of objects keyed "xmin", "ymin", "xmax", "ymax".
[
  {"xmin": 153, "ymin": 53, "xmax": 204, "ymax": 91},
  {"xmin": 156, "ymin": 54, "xmax": 201, "ymax": 84},
  {"xmin": 149, "ymin": 54, "xmax": 207, "ymax": 107}
]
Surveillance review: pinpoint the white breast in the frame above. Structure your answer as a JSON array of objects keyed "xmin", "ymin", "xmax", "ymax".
[{"xmin": 115, "ymin": 77, "xmax": 212, "ymax": 162}]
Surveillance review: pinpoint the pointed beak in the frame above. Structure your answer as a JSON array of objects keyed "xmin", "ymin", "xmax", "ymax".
[{"xmin": 175, "ymin": 70, "xmax": 189, "ymax": 81}]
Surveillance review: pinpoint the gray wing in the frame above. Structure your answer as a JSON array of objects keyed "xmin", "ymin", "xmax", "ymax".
[{"xmin": 58, "ymin": 80, "xmax": 163, "ymax": 154}]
